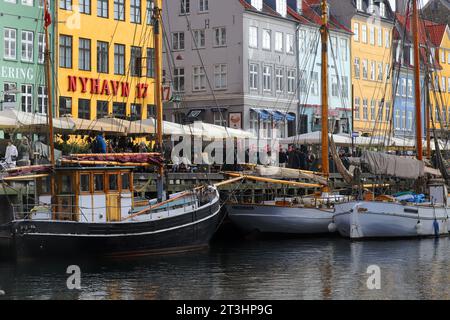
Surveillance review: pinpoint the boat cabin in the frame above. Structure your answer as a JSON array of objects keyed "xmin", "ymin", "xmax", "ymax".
[{"xmin": 36, "ymin": 167, "xmax": 134, "ymax": 223}]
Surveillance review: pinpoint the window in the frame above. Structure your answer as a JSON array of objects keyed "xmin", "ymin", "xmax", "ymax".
[
  {"xmin": 378, "ymin": 101, "xmax": 383, "ymax": 121},
  {"xmin": 448, "ymin": 77, "xmax": 450, "ymax": 93},
  {"xmin": 38, "ymin": 33, "xmax": 45, "ymax": 64},
  {"xmin": 368, "ymin": 0, "xmax": 374, "ymax": 13},
  {"xmin": 130, "ymin": 0, "xmax": 141, "ymax": 23},
  {"xmin": 130, "ymin": 104, "xmax": 141, "ymax": 120},
  {"xmin": 213, "ymin": 27, "xmax": 226, "ymax": 47},
  {"xmin": 276, "ymin": 0, "xmax": 287, "ymax": 17},
  {"xmin": 3, "ymin": 83, "xmax": 17, "ymax": 103},
  {"xmin": 37, "ymin": 86, "xmax": 47, "ymax": 114},
  {"xmin": 21, "ymin": 84, "xmax": 32, "ymax": 113},
  {"xmin": 79, "ymin": 0, "xmax": 90, "ymax": 14},
  {"xmin": 354, "ymin": 57, "xmax": 360, "ymax": 78},
  {"xmin": 98, "ymin": 0, "xmax": 108, "ymax": 17},
  {"xmin": 353, "ymin": 23, "xmax": 359, "ymax": 42},
  {"xmin": 310, "ymin": 71, "xmax": 318, "ymax": 96},
  {"xmin": 385, "ymin": 63, "xmax": 390, "ymax": 81},
  {"xmin": 60, "ymin": 0, "xmax": 72, "ymax": 10},
  {"xmin": 193, "ymin": 29, "xmax": 206, "ymax": 49},
  {"xmin": 97, "ymin": 41, "xmax": 108, "ymax": 73},
  {"xmin": 21, "ymin": 31, "xmax": 33, "ymax": 62},
  {"xmin": 80, "ymin": 174, "xmax": 91, "ymax": 193},
  {"xmin": 181, "ymin": 0, "xmax": 190, "ymax": 14},
  {"xmin": 147, "ymin": 104, "xmax": 156, "ymax": 118},
  {"xmin": 262, "ymin": 29, "xmax": 271, "ymax": 50},
  {"xmin": 369, "ymin": 26, "xmax": 375, "ymax": 45},
  {"xmin": 402, "ymin": 111, "xmax": 407, "ymax": 129},
  {"xmin": 251, "ymin": 0, "xmax": 262, "ymax": 11},
  {"xmin": 121, "ymin": 173, "xmax": 131, "ymax": 190},
  {"xmin": 193, "ymin": 66, "xmax": 206, "ymax": 91},
  {"xmin": 401, "ymin": 78, "xmax": 407, "ymax": 97},
  {"xmin": 377, "ymin": 62, "xmax": 383, "ymax": 81},
  {"xmin": 249, "ymin": 26, "xmax": 258, "ymax": 48},
  {"xmin": 380, "ymin": 2, "xmax": 386, "ymax": 17},
  {"xmin": 78, "ymin": 38, "xmax": 91, "ymax": 71},
  {"xmin": 114, "ymin": 0, "xmax": 125, "ymax": 20},
  {"xmin": 249, "ymin": 63, "xmax": 258, "ymax": 90},
  {"xmin": 310, "ymin": 31, "xmax": 317, "ymax": 53},
  {"xmin": 299, "ymin": 70, "xmax": 307, "ymax": 94},
  {"xmin": 263, "ymin": 65, "xmax": 272, "ymax": 92},
  {"xmin": 131, "ymin": 46, "xmax": 142, "ymax": 77},
  {"xmin": 299, "ymin": 29, "xmax": 306, "ymax": 51},
  {"xmin": 385, "ymin": 30, "xmax": 390, "ymax": 48},
  {"xmin": 356, "ymin": 0, "xmax": 362, "ymax": 11},
  {"xmin": 97, "ymin": 100, "xmax": 109, "ymax": 118},
  {"xmin": 341, "ymin": 76, "xmax": 349, "ymax": 98},
  {"xmin": 442, "ymin": 77, "xmax": 447, "ymax": 93},
  {"xmin": 275, "ymin": 67, "xmax": 284, "ymax": 92},
  {"xmin": 172, "ymin": 32, "xmax": 185, "ymax": 51},
  {"xmin": 174, "ymin": 67, "xmax": 185, "ymax": 92},
  {"xmin": 330, "ymin": 36, "xmax": 337, "ymax": 57},
  {"xmin": 146, "ymin": 48, "xmax": 155, "ymax": 78},
  {"xmin": 331, "ymin": 75, "xmax": 339, "ymax": 97},
  {"xmin": 94, "ymin": 174, "xmax": 104, "ymax": 192},
  {"xmin": 340, "ymin": 39, "xmax": 348, "ymax": 61},
  {"xmin": 146, "ymin": 0, "xmax": 154, "ymax": 24},
  {"xmin": 377, "ymin": 28, "xmax": 382, "ymax": 47},
  {"xmin": 4, "ymin": 28, "xmax": 16, "ymax": 60},
  {"xmin": 363, "ymin": 99, "xmax": 368, "ymax": 120},
  {"xmin": 275, "ymin": 32, "xmax": 283, "ymax": 52},
  {"xmin": 286, "ymin": 34, "xmax": 294, "ymax": 54},
  {"xmin": 370, "ymin": 61, "xmax": 375, "ymax": 80},
  {"xmin": 213, "ymin": 112, "xmax": 227, "ymax": 127},
  {"xmin": 362, "ymin": 59, "xmax": 367, "ymax": 79},
  {"xmin": 361, "ymin": 25, "xmax": 367, "ymax": 44},
  {"xmin": 114, "ymin": 44, "xmax": 125, "ymax": 75},
  {"xmin": 408, "ymin": 111, "xmax": 413, "ymax": 130},
  {"xmin": 395, "ymin": 110, "xmax": 400, "ymax": 129},
  {"xmin": 109, "ymin": 174, "xmax": 119, "ymax": 191},
  {"xmin": 199, "ymin": 0, "xmax": 208, "ymax": 12},
  {"xmin": 385, "ymin": 102, "xmax": 391, "ymax": 121},
  {"xmin": 59, "ymin": 97, "xmax": 72, "ymax": 116},
  {"xmin": 287, "ymin": 69, "xmax": 295, "ymax": 94},
  {"xmin": 78, "ymin": 99, "xmax": 91, "ymax": 119},
  {"xmin": 113, "ymin": 102, "xmax": 126, "ymax": 119},
  {"xmin": 214, "ymin": 64, "xmax": 227, "ymax": 90},
  {"xmin": 59, "ymin": 35, "xmax": 72, "ymax": 68},
  {"xmin": 354, "ymin": 97, "xmax": 360, "ymax": 119}
]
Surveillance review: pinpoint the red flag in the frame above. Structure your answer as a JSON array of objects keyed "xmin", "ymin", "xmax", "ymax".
[{"xmin": 44, "ymin": 9, "xmax": 52, "ymax": 28}]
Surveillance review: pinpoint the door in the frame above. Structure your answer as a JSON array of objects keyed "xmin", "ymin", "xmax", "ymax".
[{"xmin": 106, "ymin": 193, "xmax": 121, "ymax": 222}]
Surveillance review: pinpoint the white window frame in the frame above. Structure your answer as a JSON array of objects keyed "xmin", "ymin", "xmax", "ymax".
[
  {"xmin": 193, "ymin": 29, "xmax": 205, "ymax": 49},
  {"xmin": 214, "ymin": 64, "xmax": 227, "ymax": 90},
  {"xmin": 286, "ymin": 34, "xmax": 294, "ymax": 54},
  {"xmin": 263, "ymin": 65, "xmax": 273, "ymax": 92},
  {"xmin": 37, "ymin": 86, "xmax": 48, "ymax": 114},
  {"xmin": 287, "ymin": 69, "xmax": 295, "ymax": 94},
  {"xmin": 249, "ymin": 26, "xmax": 258, "ymax": 48},
  {"xmin": 213, "ymin": 27, "xmax": 226, "ymax": 47},
  {"xmin": 21, "ymin": 30, "xmax": 34, "ymax": 62},
  {"xmin": 275, "ymin": 32, "xmax": 284, "ymax": 53},
  {"xmin": 193, "ymin": 66, "xmax": 206, "ymax": 91},
  {"xmin": 174, "ymin": 67, "xmax": 185, "ymax": 92},
  {"xmin": 249, "ymin": 63, "xmax": 259, "ymax": 90},
  {"xmin": 199, "ymin": 0, "xmax": 209, "ymax": 13},
  {"xmin": 353, "ymin": 23, "xmax": 359, "ymax": 42},
  {"xmin": 361, "ymin": 25, "xmax": 367, "ymax": 44},
  {"xmin": 21, "ymin": 84, "xmax": 33, "ymax": 113},
  {"xmin": 172, "ymin": 32, "xmax": 185, "ymax": 51},
  {"xmin": 262, "ymin": 29, "xmax": 271, "ymax": 51},
  {"xmin": 4, "ymin": 28, "xmax": 17, "ymax": 60},
  {"xmin": 275, "ymin": 67, "xmax": 284, "ymax": 92}
]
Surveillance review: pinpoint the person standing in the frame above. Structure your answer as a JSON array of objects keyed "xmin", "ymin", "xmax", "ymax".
[
  {"xmin": 95, "ymin": 133, "xmax": 107, "ymax": 154},
  {"xmin": 5, "ymin": 140, "xmax": 18, "ymax": 168}
]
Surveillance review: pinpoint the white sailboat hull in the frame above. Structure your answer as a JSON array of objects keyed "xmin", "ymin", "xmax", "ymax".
[
  {"xmin": 226, "ymin": 204, "xmax": 335, "ymax": 235},
  {"xmin": 334, "ymin": 201, "xmax": 450, "ymax": 239}
]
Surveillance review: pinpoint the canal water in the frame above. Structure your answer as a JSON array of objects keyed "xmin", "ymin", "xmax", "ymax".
[{"xmin": 1, "ymin": 237, "xmax": 450, "ymax": 300}]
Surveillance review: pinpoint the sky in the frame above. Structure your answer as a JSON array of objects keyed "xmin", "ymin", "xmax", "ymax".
[{"xmin": 388, "ymin": 0, "xmax": 431, "ymax": 10}]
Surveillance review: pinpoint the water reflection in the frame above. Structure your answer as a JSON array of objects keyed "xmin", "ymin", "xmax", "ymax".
[{"xmin": 1, "ymin": 238, "xmax": 450, "ymax": 300}]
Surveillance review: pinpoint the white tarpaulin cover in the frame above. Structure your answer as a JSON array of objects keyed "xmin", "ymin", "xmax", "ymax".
[
  {"xmin": 279, "ymin": 132, "xmax": 352, "ymax": 145},
  {"xmin": 361, "ymin": 151, "xmax": 425, "ymax": 179}
]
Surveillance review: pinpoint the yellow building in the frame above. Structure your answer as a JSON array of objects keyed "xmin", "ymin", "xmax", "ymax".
[
  {"xmin": 428, "ymin": 23, "xmax": 450, "ymax": 135},
  {"xmin": 349, "ymin": 1, "xmax": 394, "ymax": 136},
  {"xmin": 56, "ymin": 0, "xmax": 160, "ymax": 121}
]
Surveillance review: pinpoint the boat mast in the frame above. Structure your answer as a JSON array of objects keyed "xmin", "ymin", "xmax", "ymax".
[
  {"xmin": 153, "ymin": 0, "xmax": 164, "ymax": 201},
  {"xmin": 320, "ymin": 0, "xmax": 330, "ymax": 184},
  {"xmin": 425, "ymin": 74, "xmax": 431, "ymax": 159},
  {"xmin": 43, "ymin": 0, "xmax": 56, "ymax": 206},
  {"xmin": 412, "ymin": 0, "xmax": 423, "ymax": 161}
]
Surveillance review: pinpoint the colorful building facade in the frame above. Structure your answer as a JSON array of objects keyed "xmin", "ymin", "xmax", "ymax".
[
  {"xmin": 0, "ymin": 0, "xmax": 55, "ymax": 114},
  {"xmin": 56, "ymin": 0, "xmax": 159, "ymax": 121},
  {"xmin": 329, "ymin": 0, "xmax": 395, "ymax": 137}
]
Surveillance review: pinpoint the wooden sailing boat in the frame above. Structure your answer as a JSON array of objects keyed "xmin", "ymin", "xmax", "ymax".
[
  {"xmin": 226, "ymin": 1, "xmax": 347, "ymax": 236},
  {"xmin": 0, "ymin": 1, "xmax": 224, "ymax": 260},
  {"xmin": 333, "ymin": 0, "xmax": 450, "ymax": 239}
]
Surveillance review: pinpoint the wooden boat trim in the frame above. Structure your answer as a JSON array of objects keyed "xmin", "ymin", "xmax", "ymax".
[{"xmin": 225, "ymin": 172, "xmax": 323, "ymax": 188}]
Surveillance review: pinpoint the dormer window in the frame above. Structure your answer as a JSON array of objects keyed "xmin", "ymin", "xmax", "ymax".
[
  {"xmin": 251, "ymin": 0, "xmax": 263, "ymax": 11},
  {"xmin": 276, "ymin": 0, "xmax": 287, "ymax": 17},
  {"xmin": 367, "ymin": 0, "xmax": 374, "ymax": 14},
  {"xmin": 380, "ymin": 2, "xmax": 386, "ymax": 17},
  {"xmin": 356, "ymin": 0, "xmax": 362, "ymax": 11}
]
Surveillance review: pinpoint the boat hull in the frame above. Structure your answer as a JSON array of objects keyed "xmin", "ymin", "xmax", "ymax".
[
  {"xmin": 2, "ymin": 200, "xmax": 222, "ymax": 260},
  {"xmin": 334, "ymin": 201, "xmax": 450, "ymax": 239},
  {"xmin": 226, "ymin": 204, "xmax": 335, "ymax": 235}
]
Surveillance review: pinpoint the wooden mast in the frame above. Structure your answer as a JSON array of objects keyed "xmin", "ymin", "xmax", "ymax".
[
  {"xmin": 153, "ymin": 0, "xmax": 165, "ymax": 201},
  {"xmin": 412, "ymin": 0, "xmax": 423, "ymax": 161},
  {"xmin": 425, "ymin": 75, "xmax": 431, "ymax": 159},
  {"xmin": 43, "ymin": 0, "xmax": 56, "ymax": 210},
  {"xmin": 320, "ymin": 0, "xmax": 330, "ymax": 188}
]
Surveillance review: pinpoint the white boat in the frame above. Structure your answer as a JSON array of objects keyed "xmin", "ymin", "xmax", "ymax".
[{"xmin": 334, "ymin": 183, "xmax": 450, "ymax": 239}]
